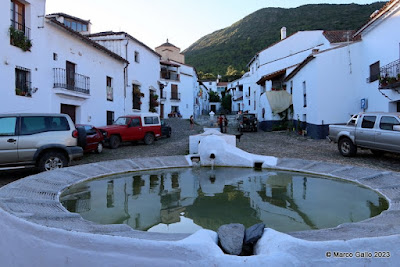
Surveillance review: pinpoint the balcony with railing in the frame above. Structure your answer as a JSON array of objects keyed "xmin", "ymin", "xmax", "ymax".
[
  {"xmin": 161, "ymin": 71, "xmax": 180, "ymax": 81},
  {"xmin": 170, "ymin": 92, "xmax": 181, "ymax": 101},
  {"xmin": 379, "ymin": 59, "xmax": 400, "ymax": 89},
  {"xmin": 233, "ymin": 91, "xmax": 243, "ymax": 101},
  {"xmin": 9, "ymin": 20, "xmax": 32, "ymax": 51},
  {"xmin": 53, "ymin": 68, "xmax": 90, "ymax": 98}
]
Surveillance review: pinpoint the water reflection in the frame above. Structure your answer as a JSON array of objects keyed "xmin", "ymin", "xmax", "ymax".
[{"xmin": 60, "ymin": 168, "xmax": 388, "ymax": 234}]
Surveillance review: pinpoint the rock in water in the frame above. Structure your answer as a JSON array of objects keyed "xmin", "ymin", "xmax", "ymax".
[{"xmin": 217, "ymin": 223, "xmax": 245, "ymax": 255}]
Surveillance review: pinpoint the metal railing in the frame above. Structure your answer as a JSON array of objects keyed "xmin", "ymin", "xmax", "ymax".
[
  {"xmin": 10, "ymin": 20, "xmax": 31, "ymax": 40},
  {"xmin": 53, "ymin": 68, "xmax": 90, "ymax": 94},
  {"xmin": 379, "ymin": 59, "xmax": 400, "ymax": 89},
  {"xmin": 161, "ymin": 72, "xmax": 180, "ymax": 81},
  {"xmin": 170, "ymin": 92, "xmax": 181, "ymax": 100}
]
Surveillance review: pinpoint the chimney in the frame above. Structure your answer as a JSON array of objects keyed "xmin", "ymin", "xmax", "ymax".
[{"xmin": 281, "ymin": 27, "xmax": 287, "ymax": 40}]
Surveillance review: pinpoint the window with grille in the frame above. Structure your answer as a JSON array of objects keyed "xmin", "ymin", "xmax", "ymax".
[
  {"xmin": 15, "ymin": 66, "xmax": 31, "ymax": 97},
  {"xmin": 369, "ymin": 61, "xmax": 380, "ymax": 82}
]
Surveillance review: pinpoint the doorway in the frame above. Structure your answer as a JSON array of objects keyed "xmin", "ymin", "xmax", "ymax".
[
  {"xmin": 66, "ymin": 61, "xmax": 76, "ymax": 90},
  {"xmin": 160, "ymin": 104, "xmax": 164, "ymax": 118},
  {"xmin": 61, "ymin": 104, "xmax": 76, "ymax": 123}
]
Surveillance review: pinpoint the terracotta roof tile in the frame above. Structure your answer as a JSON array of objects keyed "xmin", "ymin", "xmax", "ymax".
[{"xmin": 323, "ymin": 30, "xmax": 355, "ymax": 43}]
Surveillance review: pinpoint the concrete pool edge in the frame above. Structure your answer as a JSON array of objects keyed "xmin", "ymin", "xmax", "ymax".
[{"xmin": 0, "ymin": 155, "xmax": 399, "ymax": 265}]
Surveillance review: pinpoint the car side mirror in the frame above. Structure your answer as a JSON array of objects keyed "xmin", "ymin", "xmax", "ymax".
[{"xmin": 393, "ymin": 125, "xmax": 400, "ymax": 131}]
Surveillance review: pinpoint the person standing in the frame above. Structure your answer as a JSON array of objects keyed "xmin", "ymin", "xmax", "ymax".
[
  {"xmin": 223, "ymin": 115, "xmax": 228, "ymax": 133},
  {"xmin": 218, "ymin": 115, "xmax": 223, "ymax": 133},
  {"xmin": 190, "ymin": 115, "xmax": 194, "ymax": 130}
]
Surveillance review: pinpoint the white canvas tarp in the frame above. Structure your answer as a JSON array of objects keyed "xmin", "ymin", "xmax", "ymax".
[{"xmin": 266, "ymin": 90, "xmax": 293, "ymax": 114}]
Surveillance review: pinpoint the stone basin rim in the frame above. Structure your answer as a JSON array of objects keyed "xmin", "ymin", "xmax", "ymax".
[{"xmin": 0, "ymin": 155, "xmax": 399, "ymax": 243}]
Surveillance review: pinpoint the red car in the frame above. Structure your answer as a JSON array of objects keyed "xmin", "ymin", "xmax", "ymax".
[
  {"xmin": 76, "ymin": 124, "xmax": 105, "ymax": 153},
  {"xmin": 98, "ymin": 113, "xmax": 161, "ymax": 149}
]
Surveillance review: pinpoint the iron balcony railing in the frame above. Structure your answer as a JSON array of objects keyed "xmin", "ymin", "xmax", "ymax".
[
  {"xmin": 10, "ymin": 20, "xmax": 31, "ymax": 40},
  {"xmin": 53, "ymin": 68, "xmax": 90, "ymax": 94},
  {"xmin": 161, "ymin": 71, "xmax": 180, "ymax": 81},
  {"xmin": 379, "ymin": 59, "xmax": 400, "ymax": 89},
  {"xmin": 170, "ymin": 92, "xmax": 181, "ymax": 100}
]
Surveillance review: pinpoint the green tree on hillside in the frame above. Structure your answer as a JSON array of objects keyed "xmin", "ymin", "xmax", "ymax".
[
  {"xmin": 185, "ymin": 2, "xmax": 386, "ymax": 76},
  {"xmin": 226, "ymin": 65, "xmax": 239, "ymax": 76}
]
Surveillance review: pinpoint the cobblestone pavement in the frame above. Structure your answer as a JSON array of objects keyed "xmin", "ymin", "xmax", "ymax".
[{"xmin": 1, "ymin": 117, "xmax": 400, "ymax": 187}]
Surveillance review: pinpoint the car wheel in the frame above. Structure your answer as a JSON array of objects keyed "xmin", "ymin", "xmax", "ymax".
[
  {"xmin": 109, "ymin": 135, "xmax": 120, "ymax": 149},
  {"xmin": 254, "ymin": 127, "xmax": 258, "ymax": 132},
  {"xmin": 38, "ymin": 151, "xmax": 68, "ymax": 172},
  {"xmin": 144, "ymin": 133, "xmax": 155, "ymax": 145},
  {"xmin": 95, "ymin": 142, "xmax": 103, "ymax": 154},
  {"xmin": 167, "ymin": 129, "xmax": 171, "ymax": 138},
  {"xmin": 371, "ymin": 149, "xmax": 384, "ymax": 156},
  {"xmin": 338, "ymin": 138, "xmax": 357, "ymax": 157}
]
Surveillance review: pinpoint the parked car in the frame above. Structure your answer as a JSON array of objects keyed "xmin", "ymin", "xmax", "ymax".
[
  {"xmin": 0, "ymin": 113, "xmax": 84, "ymax": 172},
  {"xmin": 328, "ymin": 112, "xmax": 400, "ymax": 157},
  {"xmin": 76, "ymin": 124, "xmax": 105, "ymax": 153},
  {"xmin": 98, "ymin": 113, "xmax": 162, "ymax": 149},
  {"xmin": 237, "ymin": 113, "xmax": 258, "ymax": 132},
  {"xmin": 161, "ymin": 119, "xmax": 171, "ymax": 138}
]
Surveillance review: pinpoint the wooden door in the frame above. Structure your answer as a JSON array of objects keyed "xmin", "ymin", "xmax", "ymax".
[
  {"xmin": 160, "ymin": 104, "xmax": 164, "ymax": 118},
  {"xmin": 61, "ymin": 104, "xmax": 76, "ymax": 124},
  {"xmin": 66, "ymin": 61, "xmax": 75, "ymax": 90}
]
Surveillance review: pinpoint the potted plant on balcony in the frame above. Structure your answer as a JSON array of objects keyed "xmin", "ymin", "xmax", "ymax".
[
  {"xmin": 388, "ymin": 77, "xmax": 397, "ymax": 85},
  {"xmin": 15, "ymin": 88, "xmax": 23, "ymax": 96},
  {"xmin": 9, "ymin": 26, "xmax": 32, "ymax": 52},
  {"xmin": 149, "ymin": 94, "xmax": 159, "ymax": 113},
  {"xmin": 379, "ymin": 76, "xmax": 388, "ymax": 87}
]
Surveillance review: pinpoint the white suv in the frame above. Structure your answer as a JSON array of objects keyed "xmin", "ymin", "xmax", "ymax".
[{"xmin": 0, "ymin": 113, "xmax": 84, "ymax": 171}]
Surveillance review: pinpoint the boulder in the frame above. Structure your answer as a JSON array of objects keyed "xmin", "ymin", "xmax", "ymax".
[
  {"xmin": 242, "ymin": 223, "xmax": 265, "ymax": 255},
  {"xmin": 217, "ymin": 223, "xmax": 245, "ymax": 255}
]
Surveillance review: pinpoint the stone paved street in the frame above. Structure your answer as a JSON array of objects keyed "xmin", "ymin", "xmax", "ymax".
[{"xmin": 1, "ymin": 117, "xmax": 400, "ymax": 187}]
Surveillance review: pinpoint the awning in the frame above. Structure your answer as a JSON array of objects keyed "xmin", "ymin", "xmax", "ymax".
[
  {"xmin": 256, "ymin": 68, "xmax": 286, "ymax": 85},
  {"xmin": 233, "ymin": 96, "xmax": 243, "ymax": 101},
  {"xmin": 266, "ymin": 90, "xmax": 292, "ymax": 114},
  {"xmin": 149, "ymin": 85, "xmax": 157, "ymax": 91}
]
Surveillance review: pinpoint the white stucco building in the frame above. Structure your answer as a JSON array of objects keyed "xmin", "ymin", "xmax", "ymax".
[
  {"xmin": 195, "ymin": 82, "xmax": 210, "ymax": 118},
  {"xmin": 87, "ymin": 31, "xmax": 162, "ymax": 117},
  {"xmin": 1, "ymin": 1, "xmax": 128, "ymax": 126},
  {"xmin": 285, "ymin": 0, "xmax": 400, "ymax": 138},
  {"xmin": 244, "ymin": 28, "xmax": 353, "ymax": 132},
  {"xmin": 156, "ymin": 41, "xmax": 200, "ymax": 119}
]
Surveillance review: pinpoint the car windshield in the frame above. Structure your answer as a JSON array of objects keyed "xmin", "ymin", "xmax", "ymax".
[{"xmin": 114, "ymin": 117, "xmax": 130, "ymax": 125}]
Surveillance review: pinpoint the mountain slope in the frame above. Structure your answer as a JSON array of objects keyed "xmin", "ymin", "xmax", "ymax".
[{"xmin": 184, "ymin": 2, "xmax": 386, "ymax": 76}]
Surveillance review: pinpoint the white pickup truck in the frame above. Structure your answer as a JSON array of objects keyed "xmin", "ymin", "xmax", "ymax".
[{"xmin": 328, "ymin": 112, "xmax": 400, "ymax": 157}]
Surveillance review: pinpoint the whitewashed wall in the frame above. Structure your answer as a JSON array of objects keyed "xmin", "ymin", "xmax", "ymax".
[
  {"xmin": 161, "ymin": 63, "xmax": 196, "ymax": 119},
  {"xmin": 290, "ymin": 4, "xmax": 400, "ymax": 130},
  {"xmin": 357, "ymin": 5, "xmax": 400, "ymax": 112},
  {"xmin": 44, "ymin": 24, "xmax": 126, "ymax": 126},
  {"xmin": 92, "ymin": 34, "xmax": 161, "ymax": 115},
  {"xmin": 0, "ymin": 0, "xmax": 127, "ymax": 127},
  {"xmin": 0, "ymin": 0, "xmax": 47, "ymax": 114}
]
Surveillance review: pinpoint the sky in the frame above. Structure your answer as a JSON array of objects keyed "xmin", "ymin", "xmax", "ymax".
[{"xmin": 46, "ymin": 0, "xmax": 385, "ymax": 51}]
